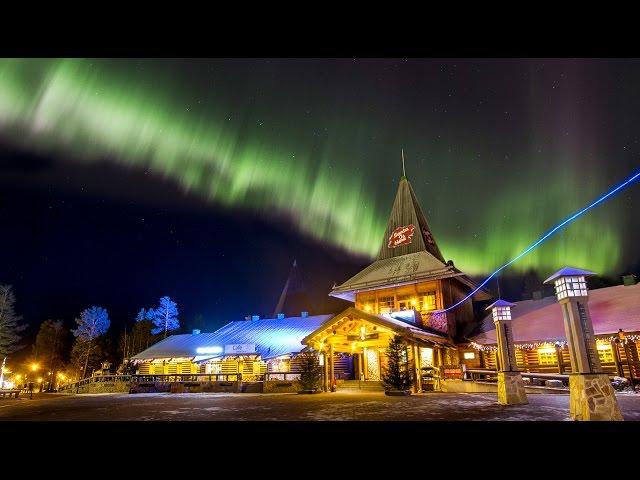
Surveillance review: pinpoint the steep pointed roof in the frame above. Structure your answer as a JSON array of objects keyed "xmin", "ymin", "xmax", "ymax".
[
  {"xmin": 377, "ymin": 177, "xmax": 445, "ymax": 263},
  {"xmin": 272, "ymin": 260, "xmax": 316, "ymax": 317},
  {"xmin": 331, "ymin": 175, "xmax": 489, "ymax": 302}
]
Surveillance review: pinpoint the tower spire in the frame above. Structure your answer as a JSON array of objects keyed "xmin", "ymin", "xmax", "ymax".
[{"xmin": 401, "ymin": 149, "xmax": 406, "ymax": 178}]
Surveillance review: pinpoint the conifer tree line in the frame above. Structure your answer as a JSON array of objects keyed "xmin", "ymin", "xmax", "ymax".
[{"xmin": 0, "ymin": 284, "xmax": 182, "ymax": 387}]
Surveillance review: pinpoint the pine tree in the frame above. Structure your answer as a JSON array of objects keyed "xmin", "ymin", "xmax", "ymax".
[
  {"xmin": 0, "ymin": 285, "xmax": 26, "ymax": 358},
  {"xmin": 298, "ymin": 350, "xmax": 322, "ymax": 392},
  {"xmin": 72, "ymin": 306, "xmax": 110, "ymax": 379},
  {"xmin": 381, "ymin": 334, "xmax": 414, "ymax": 392},
  {"xmin": 150, "ymin": 296, "xmax": 179, "ymax": 337}
]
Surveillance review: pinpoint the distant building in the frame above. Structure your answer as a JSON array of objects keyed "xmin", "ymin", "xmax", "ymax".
[{"xmin": 464, "ymin": 282, "xmax": 640, "ymax": 378}]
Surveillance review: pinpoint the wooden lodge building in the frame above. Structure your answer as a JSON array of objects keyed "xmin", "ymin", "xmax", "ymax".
[{"xmin": 131, "ymin": 173, "xmax": 640, "ymax": 391}]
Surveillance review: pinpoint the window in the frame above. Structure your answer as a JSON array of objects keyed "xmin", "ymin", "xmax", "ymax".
[
  {"xmin": 597, "ymin": 343, "xmax": 614, "ymax": 363},
  {"xmin": 397, "ymin": 295, "xmax": 413, "ymax": 311},
  {"xmin": 423, "ymin": 292, "xmax": 436, "ymax": 311},
  {"xmin": 537, "ymin": 347, "xmax": 557, "ymax": 365},
  {"xmin": 463, "ymin": 352, "xmax": 476, "ymax": 360},
  {"xmin": 378, "ymin": 296, "xmax": 394, "ymax": 313}
]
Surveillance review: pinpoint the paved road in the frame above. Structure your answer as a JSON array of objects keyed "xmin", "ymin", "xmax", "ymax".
[{"xmin": 1, "ymin": 391, "xmax": 639, "ymax": 421}]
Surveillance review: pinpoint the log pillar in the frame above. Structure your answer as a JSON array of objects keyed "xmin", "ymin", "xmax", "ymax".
[{"xmin": 329, "ymin": 344, "xmax": 335, "ymax": 392}]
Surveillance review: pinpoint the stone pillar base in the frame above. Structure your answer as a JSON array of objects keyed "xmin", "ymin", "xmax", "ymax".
[
  {"xmin": 497, "ymin": 371, "xmax": 528, "ymax": 405},
  {"xmin": 569, "ymin": 374, "xmax": 623, "ymax": 421}
]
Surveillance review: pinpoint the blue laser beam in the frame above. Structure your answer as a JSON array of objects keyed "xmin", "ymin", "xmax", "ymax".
[{"xmin": 442, "ymin": 168, "xmax": 640, "ymax": 313}]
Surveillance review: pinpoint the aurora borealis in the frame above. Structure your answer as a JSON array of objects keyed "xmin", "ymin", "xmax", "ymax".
[{"xmin": 1, "ymin": 58, "xmax": 639, "ymax": 276}]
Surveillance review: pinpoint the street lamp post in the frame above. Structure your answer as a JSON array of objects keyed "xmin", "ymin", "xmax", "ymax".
[
  {"xmin": 544, "ymin": 267, "xmax": 623, "ymax": 421},
  {"xmin": 487, "ymin": 299, "xmax": 528, "ymax": 405}
]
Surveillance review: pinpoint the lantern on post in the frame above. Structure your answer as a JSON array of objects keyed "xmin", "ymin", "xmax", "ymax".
[
  {"xmin": 544, "ymin": 267, "xmax": 623, "ymax": 420},
  {"xmin": 486, "ymin": 300, "xmax": 527, "ymax": 405}
]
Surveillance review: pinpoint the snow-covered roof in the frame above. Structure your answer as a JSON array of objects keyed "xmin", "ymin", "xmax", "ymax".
[
  {"xmin": 131, "ymin": 314, "xmax": 332, "ymax": 361},
  {"xmin": 469, "ymin": 283, "xmax": 640, "ymax": 344}
]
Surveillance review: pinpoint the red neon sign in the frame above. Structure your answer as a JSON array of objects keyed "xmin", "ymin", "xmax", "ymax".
[{"xmin": 388, "ymin": 224, "xmax": 415, "ymax": 248}]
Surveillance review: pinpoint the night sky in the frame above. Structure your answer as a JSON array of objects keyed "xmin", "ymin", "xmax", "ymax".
[{"xmin": 1, "ymin": 58, "xmax": 639, "ymax": 344}]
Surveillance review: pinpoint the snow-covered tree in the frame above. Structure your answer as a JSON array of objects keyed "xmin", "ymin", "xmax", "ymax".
[
  {"xmin": 135, "ymin": 308, "xmax": 153, "ymax": 323},
  {"xmin": 72, "ymin": 306, "xmax": 110, "ymax": 379},
  {"xmin": 150, "ymin": 296, "xmax": 179, "ymax": 338},
  {"xmin": 0, "ymin": 284, "xmax": 26, "ymax": 357}
]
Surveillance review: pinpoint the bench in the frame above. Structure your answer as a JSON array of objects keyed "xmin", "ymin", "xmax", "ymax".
[{"xmin": 0, "ymin": 389, "xmax": 21, "ymax": 398}]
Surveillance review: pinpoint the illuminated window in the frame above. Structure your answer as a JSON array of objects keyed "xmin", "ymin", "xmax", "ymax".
[
  {"xmin": 597, "ymin": 343, "xmax": 614, "ymax": 363},
  {"xmin": 553, "ymin": 276, "xmax": 588, "ymax": 300},
  {"xmin": 537, "ymin": 347, "xmax": 557, "ymax": 365},
  {"xmin": 397, "ymin": 295, "xmax": 412, "ymax": 311},
  {"xmin": 423, "ymin": 292, "xmax": 436, "ymax": 311},
  {"xmin": 378, "ymin": 296, "xmax": 394, "ymax": 313},
  {"xmin": 463, "ymin": 352, "xmax": 476, "ymax": 360}
]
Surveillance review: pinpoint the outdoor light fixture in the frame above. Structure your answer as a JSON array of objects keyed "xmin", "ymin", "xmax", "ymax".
[
  {"xmin": 545, "ymin": 267, "xmax": 595, "ymax": 301},
  {"xmin": 195, "ymin": 346, "xmax": 223, "ymax": 354},
  {"xmin": 30, "ymin": 363, "xmax": 39, "ymax": 372}
]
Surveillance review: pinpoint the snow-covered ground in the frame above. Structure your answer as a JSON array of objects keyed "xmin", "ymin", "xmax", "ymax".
[{"xmin": 1, "ymin": 391, "xmax": 639, "ymax": 421}]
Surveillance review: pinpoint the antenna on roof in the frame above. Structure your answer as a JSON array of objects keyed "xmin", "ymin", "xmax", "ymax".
[{"xmin": 401, "ymin": 149, "xmax": 406, "ymax": 178}]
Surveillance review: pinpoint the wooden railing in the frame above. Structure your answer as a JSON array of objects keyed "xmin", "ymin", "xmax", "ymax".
[
  {"xmin": 464, "ymin": 368, "xmax": 572, "ymax": 384},
  {"xmin": 59, "ymin": 372, "xmax": 307, "ymax": 392},
  {"xmin": 263, "ymin": 372, "xmax": 300, "ymax": 381},
  {"xmin": 131, "ymin": 373, "xmax": 242, "ymax": 383},
  {"xmin": 58, "ymin": 375, "xmax": 132, "ymax": 392}
]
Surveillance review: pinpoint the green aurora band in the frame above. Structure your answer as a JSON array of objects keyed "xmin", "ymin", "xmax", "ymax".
[{"xmin": 0, "ymin": 59, "xmax": 627, "ymax": 275}]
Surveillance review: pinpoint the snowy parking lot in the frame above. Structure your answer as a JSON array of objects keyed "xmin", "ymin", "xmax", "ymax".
[{"xmin": 1, "ymin": 390, "xmax": 640, "ymax": 421}]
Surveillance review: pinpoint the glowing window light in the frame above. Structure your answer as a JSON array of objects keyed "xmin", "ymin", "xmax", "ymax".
[
  {"xmin": 463, "ymin": 352, "xmax": 476, "ymax": 360},
  {"xmin": 364, "ymin": 304, "xmax": 372, "ymax": 312},
  {"xmin": 195, "ymin": 346, "xmax": 223, "ymax": 354},
  {"xmin": 596, "ymin": 343, "xmax": 614, "ymax": 363},
  {"xmin": 537, "ymin": 345, "xmax": 557, "ymax": 365}
]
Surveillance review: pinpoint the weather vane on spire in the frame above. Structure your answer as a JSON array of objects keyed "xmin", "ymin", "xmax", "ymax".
[{"xmin": 401, "ymin": 148, "xmax": 406, "ymax": 178}]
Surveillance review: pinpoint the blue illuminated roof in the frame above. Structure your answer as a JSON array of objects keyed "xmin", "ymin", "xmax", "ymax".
[{"xmin": 131, "ymin": 314, "xmax": 332, "ymax": 361}]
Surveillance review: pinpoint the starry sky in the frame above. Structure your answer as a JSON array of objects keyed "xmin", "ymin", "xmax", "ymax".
[{"xmin": 1, "ymin": 58, "xmax": 639, "ymax": 337}]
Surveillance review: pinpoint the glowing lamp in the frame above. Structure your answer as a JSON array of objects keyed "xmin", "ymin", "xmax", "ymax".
[
  {"xmin": 31, "ymin": 363, "xmax": 39, "ymax": 372},
  {"xmin": 544, "ymin": 267, "xmax": 595, "ymax": 301},
  {"xmin": 37, "ymin": 377, "xmax": 43, "ymax": 383},
  {"xmin": 486, "ymin": 299, "xmax": 516, "ymax": 323},
  {"xmin": 196, "ymin": 346, "xmax": 223, "ymax": 355},
  {"xmin": 364, "ymin": 304, "xmax": 372, "ymax": 312}
]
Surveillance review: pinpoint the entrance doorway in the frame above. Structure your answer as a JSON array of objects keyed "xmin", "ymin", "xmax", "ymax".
[{"xmin": 366, "ymin": 348, "xmax": 380, "ymax": 381}]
